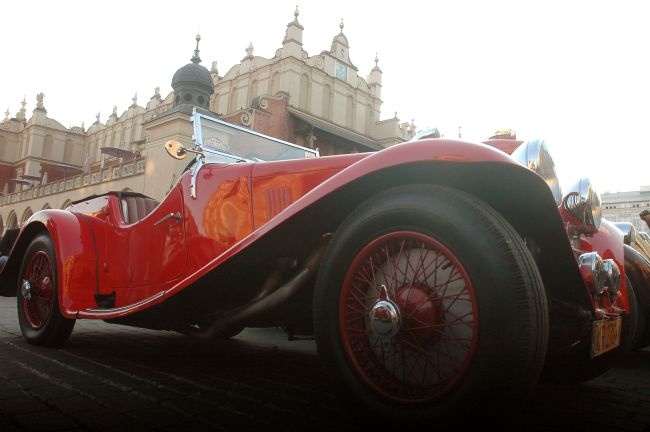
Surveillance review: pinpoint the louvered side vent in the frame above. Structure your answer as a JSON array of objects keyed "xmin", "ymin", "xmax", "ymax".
[{"xmin": 265, "ymin": 186, "xmax": 292, "ymax": 219}]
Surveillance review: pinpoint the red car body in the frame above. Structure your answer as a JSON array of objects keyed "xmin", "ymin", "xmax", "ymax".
[{"xmin": 0, "ymin": 110, "xmax": 644, "ymax": 423}]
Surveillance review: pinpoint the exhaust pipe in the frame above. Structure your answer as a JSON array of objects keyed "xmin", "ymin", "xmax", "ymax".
[{"xmin": 195, "ymin": 236, "xmax": 330, "ymax": 340}]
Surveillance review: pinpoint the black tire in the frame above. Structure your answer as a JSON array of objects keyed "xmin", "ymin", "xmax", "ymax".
[
  {"xmin": 313, "ymin": 184, "xmax": 549, "ymax": 424},
  {"xmin": 544, "ymin": 276, "xmax": 639, "ymax": 383},
  {"xmin": 17, "ymin": 234, "xmax": 75, "ymax": 347},
  {"xmin": 632, "ymin": 281, "xmax": 649, "ymax": 350},
  {"xmin": 214, "ymin": 325, "xmax": 245, "ymax": 339}
]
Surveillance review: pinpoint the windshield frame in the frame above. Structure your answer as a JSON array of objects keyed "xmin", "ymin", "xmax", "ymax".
[{"xmin": 191, "ymin": 109, "xmax": 319, "ymax": 163}]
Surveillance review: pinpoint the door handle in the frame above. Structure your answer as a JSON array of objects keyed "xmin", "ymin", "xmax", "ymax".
[{"xmin": 154, "ymin": 212, "xmax": 181, "ymax": 226}]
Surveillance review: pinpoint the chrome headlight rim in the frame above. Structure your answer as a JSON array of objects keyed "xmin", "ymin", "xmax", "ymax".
[
  {"xmin": 512, "ymin": 139, "xmax": 562, "ymax": 206},
  {"xmin": 562, "ymin": 177, "xmax": 602, "ymax": 235}
]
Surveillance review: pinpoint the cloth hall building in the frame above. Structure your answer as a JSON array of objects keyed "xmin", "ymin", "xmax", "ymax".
[{"xmin": 0, "ymin": 8, "xmax": 416, "ymax": 234}]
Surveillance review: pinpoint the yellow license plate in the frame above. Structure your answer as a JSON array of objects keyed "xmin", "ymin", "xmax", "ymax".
[{"xmin": 591, "ymin": 317, "xmax": 622, "ymax": 357}]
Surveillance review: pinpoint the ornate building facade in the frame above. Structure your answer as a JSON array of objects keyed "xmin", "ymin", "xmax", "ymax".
[{"xmin": 0, "ymin": 8, "xmax": 416, "ymax": 235}]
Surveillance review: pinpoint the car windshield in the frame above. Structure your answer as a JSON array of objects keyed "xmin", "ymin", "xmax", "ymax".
[{"xmin": 193, "ymin": 110, "xmax": 319, "ymax": 163}]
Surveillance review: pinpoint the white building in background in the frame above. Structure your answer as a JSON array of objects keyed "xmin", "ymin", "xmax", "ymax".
[{"xmin": 601, "ymin": 186, "xmax": 650, "ymax": 233}]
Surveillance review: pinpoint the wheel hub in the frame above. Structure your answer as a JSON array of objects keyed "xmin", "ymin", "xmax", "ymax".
[
  {"xmin": 369, "ymin": 285, "xmax": 401, "ymax": 351},
  {"xmin": 395, "ymin": 283, "xmax": 441, "ymax": 344},
  {"xmin": 21, "ymin": 279, "xmax": 32, "ymax": 301}
]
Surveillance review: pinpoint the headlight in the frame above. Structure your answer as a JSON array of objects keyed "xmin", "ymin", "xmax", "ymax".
[
  {"xmin": 602, "ymin": 259, "xmax": 621, "ymax": 298},
  {"xmin": 562, "ymin": 177, "xmax": 602, "ymax": 235},
  {"xmin": 512, "ymin": 139, "xmax": 562, "ymax": 206},
  {"xmin": 578, "ymin": 252, "xmax": 606, "ymax": 296}
]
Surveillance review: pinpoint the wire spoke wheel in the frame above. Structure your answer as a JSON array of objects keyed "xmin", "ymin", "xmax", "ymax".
[
  {"xmin": 340, "ymin": 231, "xmax": 478, "ymax": 403},
  {"xmin": 314, "ymin": 185, "xmax": 548, "ymax": 423},
  {"xmin": 21, "ymin": 251, "xmax": 55, "ymax": 328},
  {"xmin": 17, "ymin": 234, "xmax": 75, "ymax": 347}
]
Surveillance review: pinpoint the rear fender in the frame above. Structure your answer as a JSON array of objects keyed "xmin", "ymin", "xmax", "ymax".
[{"xmin": 0, "ymin": 210, "xmax": 97, "ymax": 317}]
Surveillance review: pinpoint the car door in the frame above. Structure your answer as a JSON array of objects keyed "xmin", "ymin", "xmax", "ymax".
[{"xmin": 120, "ymin": 187, "xmax": 187, "ymax": 292}]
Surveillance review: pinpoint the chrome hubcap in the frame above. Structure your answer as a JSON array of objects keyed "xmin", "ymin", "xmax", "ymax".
[
  {"xmin": 368, "ymin": 285, "xmax": 401, "ymax": 352},
  {"xmin": 21, "ymin": 279, "xmax": 32, "ymax": 300}
]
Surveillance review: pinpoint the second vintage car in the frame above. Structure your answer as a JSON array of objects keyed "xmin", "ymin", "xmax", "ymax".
[{"xmin": 1, "ymin": 110, "xmax": 647, "ymax": 423}]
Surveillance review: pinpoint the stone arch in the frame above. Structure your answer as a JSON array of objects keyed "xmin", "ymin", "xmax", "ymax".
[
  {"xmin": 6, "ymin": 211, "xmax": 18, "ymax": 230},
  {"xmin": 21, "ymin": 207, "xmax": 33, "ymax": 225},
  {"xmin": 249, "ymin": 79, "xmax": 259, "ymax": 105},
  {"xmin": 211, "ymin": 92, "xmax": 220, "ymax": 113},
  {"xmin": 121, "ymin": 187, "xmax": 134, "ymax": 193},
  {"xmin": 299, "ymin": 73, "xmax": 310, "ymax": 110},
  {"xmin": 63, "ymin": 139, "xmax": 74, "ymax": 163},
  {"xmin": 271, "ymin": 72, "xmax": 281, "ymax": 95},
  {"xmin": 365, "ymin": 103, "xmax": 374, "ymax": 135},
  {"xmin": 346, "ymin": 95, "xmax": 355, "ymax": 128},
  {"xmin": 229, "ymin": 85, "xmax": 239, "ymax": 113},
  {"xmin": 61, "ymin": 199, "xmax": 72, "ymax": 210},
  {"xmin": 322, "ymin": 85, "xmax": 332, "ymax": 120},
  {"xmin": 42, "ymin": 203, "xmax": 51, "ymax": 210},
  {"xmin": 0, "ymin": 136, "xmax": 7, "ymax": 160},
  {"xmin": 42, "ymin": 134, "xmax": 53, "ymax": 159}
]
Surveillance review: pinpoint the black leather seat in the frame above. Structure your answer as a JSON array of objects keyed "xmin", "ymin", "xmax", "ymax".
[{"xmin": 119, "ymin": 194, "xmax": 160, "ymax": 224}]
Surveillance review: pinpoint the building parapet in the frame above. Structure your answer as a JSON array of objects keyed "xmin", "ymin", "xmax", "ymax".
[{"xmin": 0, "ymin": 157, "xmax": 146, "ymax": 207}]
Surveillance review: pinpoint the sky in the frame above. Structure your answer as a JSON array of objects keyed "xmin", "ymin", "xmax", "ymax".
[{"xmin": 1, "ymin": 0, "xmax": 648, "ymax": 193}]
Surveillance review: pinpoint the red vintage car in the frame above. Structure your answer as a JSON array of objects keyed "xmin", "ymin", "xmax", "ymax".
[{"xmin": 0, "ymin": 110, "xmax": 647, "ymax": 423}]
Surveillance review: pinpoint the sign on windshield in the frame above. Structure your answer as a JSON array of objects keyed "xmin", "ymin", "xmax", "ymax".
[{"xmin": 192, "ymin": 110, "xmax": 319, "ymax": 162}]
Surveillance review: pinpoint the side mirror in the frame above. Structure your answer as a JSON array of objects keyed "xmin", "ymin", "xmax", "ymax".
[{"xmin": 165, "ymin": 140, "xmax": 187, "ymax": 160}]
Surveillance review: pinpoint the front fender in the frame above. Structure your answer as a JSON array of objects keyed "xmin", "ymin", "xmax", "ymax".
[
  {"xmin": 0, "ymin": 210, "xmax": 98, "ymax": 318},
  {"xmin": 623, "ymin": 243, "xmax": 650, "ymax": 310}
]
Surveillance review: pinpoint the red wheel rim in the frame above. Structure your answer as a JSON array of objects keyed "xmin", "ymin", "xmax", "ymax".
[
  {"xmin": 339, "ymin": 231, "xmax": 479, "ymax": 403},
  {"xmin": 21, "ymin": 251, "xmax": 55, "ymax": 329}
]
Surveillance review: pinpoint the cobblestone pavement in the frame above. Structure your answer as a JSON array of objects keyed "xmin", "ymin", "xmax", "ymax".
[{"xmin": 1, "ymin": 296, "xmax": 650, "ymax": 432}]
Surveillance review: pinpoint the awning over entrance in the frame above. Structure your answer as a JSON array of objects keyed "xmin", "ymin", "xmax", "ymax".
[
  {"xmin": 100, "ymin": 147, "xmax": 139, "ymax": 159},
  {"xmin": 287, "ymin": 107, "xmax": 382, "ymax": 151}
]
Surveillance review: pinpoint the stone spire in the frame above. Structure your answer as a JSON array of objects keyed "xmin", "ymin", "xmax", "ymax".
[
  {"xmin": 151, "ymin": 87, "xmax": 161, "ymax": 101},
  {"xmin": 372, "ymin": 53, "xmax": 382, "ymax": 73},
  {"xmin": 368, "ymin": 52, "xmax": 383, "ymax": 95},
  {"xmin": 192, "ymin": 33, "xmax": 202, "ymax": 64},
  {"xmin": 330, "ymin": 18, "xmax": 355, "ymax": 69},
  {"xmin": 31, "ymin": 92, "xmax": 48, "ymax": 125},
  {"xmin": 35, "ymin": 92, "xmax": 47, "ymax": 113},
  {"xmin": 16, "ymin": 97, "xmax": 27, "ymax": 122},
  {"xmin": 282, "ymin": 5, "xmax": 304, "ymax": 58},
  {"xmin": 244, "ymin": 42, "xmax": 254, "ymax": 60},
  {"xmin": 171, "ymin": 34, "xmax": 214, "ymax": 109},
  {"xmin": 130, "ymin": 92, "xmax": 138, "ymax": 108},
  {"xmin": 3, "ymin": 107, "xmax": 9, "ymax": 121}
]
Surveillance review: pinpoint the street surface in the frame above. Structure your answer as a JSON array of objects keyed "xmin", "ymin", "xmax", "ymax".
[{"xmin": 1, "ymin": 296, "xmax": 650, "ymax": 431}]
